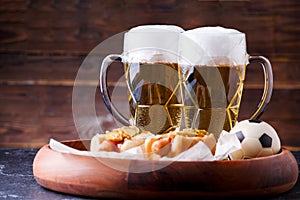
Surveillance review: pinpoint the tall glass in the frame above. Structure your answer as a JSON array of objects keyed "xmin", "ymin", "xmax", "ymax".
[
  {"xmin": 100, "ymin": 25, "xmax": 184, "ymax": 134},
  {"xmin": 178, "ymin": 27, "xmax": 273, "ymax": 138}
]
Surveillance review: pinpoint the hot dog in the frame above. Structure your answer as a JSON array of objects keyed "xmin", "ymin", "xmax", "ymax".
[{"xmin": 90, "ymin": 126, "xmax": 216, "ymax": 159}]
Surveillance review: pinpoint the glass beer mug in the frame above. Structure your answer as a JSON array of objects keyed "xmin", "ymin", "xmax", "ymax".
[
  {"xmin": 100, "ymin": 25, "xmax": 185, "ymax": 134},
  {"xmin": 178, "ymin": 27, "xmax": 273, "ymax": 138}
]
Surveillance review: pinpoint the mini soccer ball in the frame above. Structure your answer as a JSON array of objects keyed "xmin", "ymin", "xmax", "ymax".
[{"xmin": 229, "ymin": 119, "xmax": 281, "ymax": 160}]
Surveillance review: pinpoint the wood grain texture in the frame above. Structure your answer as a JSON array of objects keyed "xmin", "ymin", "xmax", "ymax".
[
  {"xmin": 0, "ymin": 0, "xmax": 299, "ymax": 148},
  {"xmin": 0, "ymin": 0, "xmax": 299, "ymax": 54},
  {"xmin": 0, "ymin": 85, "xmax": 299, "ymax": 148},
  {"xmin": 32, "ymin": 140, "xmax": 298, "ymax": 198},
  {"xmin": 0, "ymin": 55, "xmax": 299, "ymax": 88}
]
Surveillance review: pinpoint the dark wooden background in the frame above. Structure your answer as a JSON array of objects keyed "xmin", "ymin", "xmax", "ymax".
[{"xmin": 1, "ymin": 0, "xmax": 299, "ymax": 149}]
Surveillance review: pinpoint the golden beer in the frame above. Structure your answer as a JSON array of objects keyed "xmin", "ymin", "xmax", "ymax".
[
  {"xmin": 183, "ymin": 64, "xmax": 246, "ymax": 135},
  {"xmin": 124, "ymin": 62, "xmax": 183, "ymax": 134}
]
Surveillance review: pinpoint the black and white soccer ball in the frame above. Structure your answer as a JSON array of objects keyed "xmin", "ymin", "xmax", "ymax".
[{"xmin": 229, "ymin": 119, "xmax": 281, "ymax": 160}]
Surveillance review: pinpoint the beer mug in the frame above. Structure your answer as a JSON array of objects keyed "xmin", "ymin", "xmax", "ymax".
[
  {"xmin": 100, "ymin": 25, "xmax": 185, "ymax": 134},
  {"xmin": 178, "ymin": 27, "xmax": 273, "ymax": 138}
]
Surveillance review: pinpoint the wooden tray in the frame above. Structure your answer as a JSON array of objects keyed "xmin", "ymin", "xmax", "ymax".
[{"xmin": 33, "ymin": 140, "xmax": 298, "ymax": 199}]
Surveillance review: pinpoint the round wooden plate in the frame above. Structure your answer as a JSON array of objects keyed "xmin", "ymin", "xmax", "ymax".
[{"xmin": 33, "ymin": 140, "xmax": 298, "ymax": 199}]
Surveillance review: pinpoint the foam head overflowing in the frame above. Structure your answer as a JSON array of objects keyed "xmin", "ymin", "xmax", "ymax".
[
  {"xmin": 123, "ymin": 25, "xmax": 184, "ymax": 63},
  {"xmin": 179, "ymin": 26, "xmax": 247, "ymax": 66}
]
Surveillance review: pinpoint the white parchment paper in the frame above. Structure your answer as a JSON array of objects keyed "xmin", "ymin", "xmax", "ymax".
[{"xmin": 49, "ymin": 130, "xmax": 241, "ymax": 161}]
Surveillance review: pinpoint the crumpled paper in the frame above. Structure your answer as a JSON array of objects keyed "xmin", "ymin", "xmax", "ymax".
[{"xmin": 49, "ymin": 130, "xmax": 241, "ymax": 162}]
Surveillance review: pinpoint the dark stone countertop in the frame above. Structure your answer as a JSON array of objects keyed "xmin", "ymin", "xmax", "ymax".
[
  {"xmin": 0, "ymin": 148, "xmax": 299, "ymax": 200},
  {"xmin": 0, "ymin": 148, "xmax": 94, "ymax": 200}
]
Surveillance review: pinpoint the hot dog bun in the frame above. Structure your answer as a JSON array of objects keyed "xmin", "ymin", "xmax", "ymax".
[{"xmin": 90, "ymin": 126, "xmax": 216, "ymax": 159}]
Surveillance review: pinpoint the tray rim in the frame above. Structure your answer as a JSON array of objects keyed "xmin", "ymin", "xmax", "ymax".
[{"xmin": 46, "ymin": 139, "xmax": 292, "ymax": 163}]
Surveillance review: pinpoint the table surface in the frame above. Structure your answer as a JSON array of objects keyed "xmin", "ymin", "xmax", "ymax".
[{"xmin": 0, "ymin": 148, "xmax": 299, "ymax": 200}]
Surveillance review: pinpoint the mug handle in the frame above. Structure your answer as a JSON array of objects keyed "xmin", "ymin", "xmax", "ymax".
[
  {"xmin": 247, "ymin": 55, "xmax": 273, "ymax": 120},
  {"xmin": 99, "ymin": 54, "xmax": 131, "ymax": 126}
]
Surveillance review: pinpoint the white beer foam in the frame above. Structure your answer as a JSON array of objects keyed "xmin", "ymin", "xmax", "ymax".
[
  {"xmin": 123, "ymin": 25, "xmax": 184, "ymax": 63},
  {"xmin": 179, "ymin": 26, "xmax": 247, "ymax": 66}
]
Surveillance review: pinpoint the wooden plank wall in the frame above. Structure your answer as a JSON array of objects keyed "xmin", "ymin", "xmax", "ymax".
[{"xmin": 0, "ymin": 0, "xmax": 299, "ymax": 149}]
